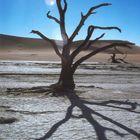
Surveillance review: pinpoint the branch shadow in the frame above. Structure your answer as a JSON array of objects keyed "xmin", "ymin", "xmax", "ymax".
[{"xmin": 36, "ymin": 91, "xmax": 140, "ymax": 140}]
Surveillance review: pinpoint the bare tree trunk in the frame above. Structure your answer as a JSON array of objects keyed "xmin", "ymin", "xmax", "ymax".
[
  {"xmin": 58, "ymin": 63, "xmax": 75, "ymax": 90},
  {"xmin": 50, "ymin": 59, "xmax": 75, "ymax": 92}
]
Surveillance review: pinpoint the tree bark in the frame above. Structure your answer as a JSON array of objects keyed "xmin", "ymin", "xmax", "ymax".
[
  {"xmin": 57, "ymin": 62, "xmax": 75, "ymax": 90},
  {"xmin": 50, "ymin": 60, "xmax": 75, "ymax": 92}
]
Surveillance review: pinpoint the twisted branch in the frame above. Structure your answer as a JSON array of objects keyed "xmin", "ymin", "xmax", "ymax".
[
  {"xmin": 85, "ymin": 33, "xmax": 105, "ymax": 50},
  {"xmin": 31, "ymin": 30, "xmax": 63, "ymax": 59},
  {"xmin": 94, "ymin": 26, "xmax": 121, "ymax": 33},
  {"xmin": 72, "ymin": 43, "xmax": 132, "ymax": 72},
  {"xmin": 56, "ymin": 0, "xmax": 68, "ymax": 42},
  {"xmin": 71, "ymin": 25, "xmax": 121, "ymax": 60},
  {"xmin": 47, "ymin": 11, "xmax": 60, "ymax": 24},
  {"xmin": 63, "ymin": 0, "xmax": 68, "ymax": 13},
  {"xmin": 71, "ymin": 25, "xmax": 95, "ymax": 60},
  {"xmin": 69, "ymin": 3, "xmax": 112, "ymax": 41}
]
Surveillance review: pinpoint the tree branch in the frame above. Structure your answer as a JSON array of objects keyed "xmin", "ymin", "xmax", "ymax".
[
  {"xmin": 56, "ymin": 0, "xmax": 68, "ymax": 42},
  {"xmin": 85, "ymin": 33, "xmax": 105, "ymax": 50},
  {"xmin": 57, "ymin": 0, "xmax": 63, "ymax": 12},
  {"xmin": 31, "ymin": 30, "xmax": 63, "ymax": 59},
  {"xmin": 70, "ymin": 25, "xmax": 121, "ymax": 61},
  {"xmin": 56, "ymin": 0, "xmax": 70, "ymax": 58},
  {"xmin": 63, "ymin": 0, "xmax": 67, "ymax": 13},
  {"xmin": 69, "ymin": 3, "xmax": 112, "ymax": 41},
  {"xmin": 83, "ymin": 25, "xmax": 121, "ymax": 50},
  {"xmin": 72, "ymin": 42, "xmax": 132, "ymax": 72},
  {"xmin": 47, "ymin": 11, "xmax": 60, "ymax": 24},
  {"xmin": 94, "ymin": 26, "xmax": 121, "ymax": 33},
  {"xmin": 71, "ymin": 25, "xmax": 95, "ymax": 60}
]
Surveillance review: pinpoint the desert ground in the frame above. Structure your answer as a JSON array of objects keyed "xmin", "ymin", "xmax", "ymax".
[
  {"xmin": 0, "ymin": 48, "xmax": 140, "ymax": 63},
  {"xmin": 0, "ymin": 35, "xmax": 140, "ymax": 140}
]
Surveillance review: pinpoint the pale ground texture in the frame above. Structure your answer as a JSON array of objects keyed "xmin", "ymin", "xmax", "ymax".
[{"xmin": 0, "ymin": 60, "xmax": 140, "ymax": 140}]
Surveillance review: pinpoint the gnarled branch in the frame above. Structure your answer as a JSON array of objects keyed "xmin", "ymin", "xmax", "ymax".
[
  {"xmin": 94, "ymin": 26, "xmax": 121, "ymax": 33},
  {"xmin": 71, "ymin": 25, "xmax": 121, "ymax": 61},
  {"xmin": 71, "ymin": 26, "xmax": 95, "ymax": 60},
  {"xmin": 47, "ymin": 11, "xmax": 60, "ymax": 24},
  {"xmin": 72, "ymin": 42, "xmax": 132, "ymax": 72},
  {"xmin": 69, "ymin": 3, "xmax": 112, "ymax": 41},
  {"xmin": 85, "ymin": 33, "xmax": 106, "ymax": 50},
  {"xmin": 82, "ymin": 25, "xmax": 121, "ymax": 51},
  {"xmin": 31, "ymin": 30, "xmax": 63, "ymax": 59},
  {"xmin": 84, "ymin": 25, "xmax": 122, "ymax": 50},
  {"xmin": 56, "ymin": 0, "xmax": 68, "ymax": 42},
  {"xmin": 56, "ymin": 0, "xmax": 69, "ymax": 60},
  {"xmin": 56, "ymin": 0, "xmax": 63, "ymax": 12},
  {"xmin": 63, "ymin": 0, "xmax": 68, "ymax": 13}
]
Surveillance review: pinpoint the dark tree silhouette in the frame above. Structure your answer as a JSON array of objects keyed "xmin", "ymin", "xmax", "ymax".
[
  {"xmin": 108, "ymin": 46, "xmax": 129, "ymax": 63},
  {"xmin": 109, "ymin": 53, "xmax": 129, "ymax": 63},
  {"xmin": 31, "ymin": 0, "xmax": 132, "ymax": 93}
]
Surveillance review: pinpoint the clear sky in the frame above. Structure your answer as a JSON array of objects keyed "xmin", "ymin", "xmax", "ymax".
[{"xmin": 0, "ymin": 0, "xmax": 140, "ymax": 45}]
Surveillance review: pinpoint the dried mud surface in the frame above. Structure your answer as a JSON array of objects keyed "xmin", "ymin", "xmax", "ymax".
[{"xmin": 0, "ymin": 61, "xmax": 140, "ymax": 140}]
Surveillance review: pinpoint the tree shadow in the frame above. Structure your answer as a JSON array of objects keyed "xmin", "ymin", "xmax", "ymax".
[{"xmin": 36, "ymin": 91, "xmax": 140, "ymax": 140}]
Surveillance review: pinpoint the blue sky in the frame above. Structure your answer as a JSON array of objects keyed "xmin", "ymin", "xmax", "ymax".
[{"xmin": 0, "ymin": 0, "xmax": 140, "ymax": 45}]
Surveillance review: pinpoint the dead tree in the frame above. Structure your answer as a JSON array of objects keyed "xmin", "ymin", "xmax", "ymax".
[
  {"xmin": 108, "ymin": 46, "xmax": 129, "ymax": 63},
  {"xmin": 110, "ymin": 53, "xmax": 120, "ymax": 63},
  {"xmin": 109, "ymin": 53, "xmax": 128, "ymax": 64},
  {"xmin": 31, "ymin": 0, "xmax": 131, "ymax": 93}
]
